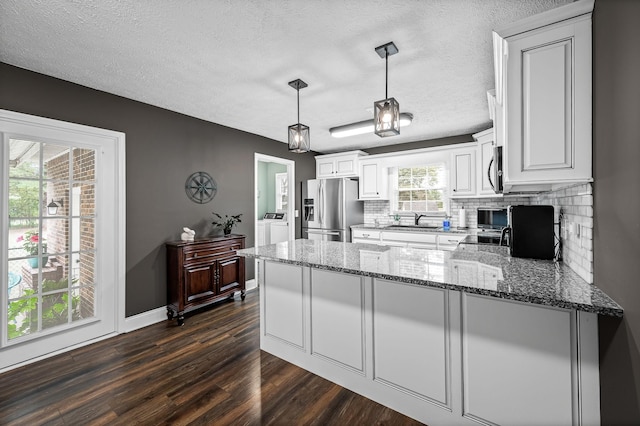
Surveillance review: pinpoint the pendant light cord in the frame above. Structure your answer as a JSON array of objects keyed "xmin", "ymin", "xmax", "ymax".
[
  {"xmin": 297, "ymin": 86, "xmax": 300, "ymax": 123},
  {"xmin": 385, "ymin": 47, "xmax": 389, "ymax": 99}
]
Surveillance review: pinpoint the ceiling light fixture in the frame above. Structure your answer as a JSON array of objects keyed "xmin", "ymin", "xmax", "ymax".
[
  {"xmin": 374, "ymin": 41, "xmax": 400, "ymax": 137},
  {"xmin": 288, "ymin": 78, "xmax": 310, "ymax": 153},
  {"xmin": 329, "ymin": 113, "xmax": 413, "ymax": 138}
]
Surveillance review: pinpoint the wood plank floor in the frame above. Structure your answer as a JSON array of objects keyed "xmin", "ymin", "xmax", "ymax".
[{"xmin": 0, "ymin": 290, "xmax": 425, "ymax": 425}]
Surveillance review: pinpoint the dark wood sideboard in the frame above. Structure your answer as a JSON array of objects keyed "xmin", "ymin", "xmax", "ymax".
[{"xmin": 166, "ymin": 235, "xmax": 245, "ymax": 325}]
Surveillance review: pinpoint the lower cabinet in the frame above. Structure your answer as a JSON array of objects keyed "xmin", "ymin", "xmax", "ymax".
[
  {"xmin": 351, "ymin": 228, "xmax": 381, "ymax": 244},
  {"xmin": 166, "ymin": 235, "xmax": 245, "ymax": 325},
  {"xmin": 257, "ymin": 259, "xmax": 600, "ymax": 426},
  {"xmin": 373, "ymin": 280, "xmax": 449, "ymax": 407},
  {"xmin": 352, "ymin": 228, "xmax": 467, "ymax": 250},
  {"xmin": 462, "ymin": 293, "xmax": 574, "ymax": 425}
]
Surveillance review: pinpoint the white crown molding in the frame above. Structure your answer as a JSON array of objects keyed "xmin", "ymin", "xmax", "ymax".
[{"xmin": 494, "ymin": 0, "xmax": 594, "ymax": 39}]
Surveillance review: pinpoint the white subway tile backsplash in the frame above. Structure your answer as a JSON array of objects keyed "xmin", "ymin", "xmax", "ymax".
[
  {"xmin": 534, "ymin": 183, "xmax": 593, "ymax": 283},
  {"xmin": 361, "ymin": 182, "xmax": 594, "ymax": 283}
]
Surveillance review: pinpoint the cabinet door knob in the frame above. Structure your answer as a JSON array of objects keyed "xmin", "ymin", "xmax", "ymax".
[{"xmin": 193, "ymin": 253, "xmax": 198, "ymax": 258}]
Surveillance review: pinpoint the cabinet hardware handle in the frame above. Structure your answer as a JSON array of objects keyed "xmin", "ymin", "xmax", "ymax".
[{"xmin": 194, "ymin": 253, "xmax": 198, "ymax": 258}]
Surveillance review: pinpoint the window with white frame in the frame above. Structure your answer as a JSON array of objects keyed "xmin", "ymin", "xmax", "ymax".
[{"xmin": 391, "ymin": 164, "xmax": 448, "ymax": 214}]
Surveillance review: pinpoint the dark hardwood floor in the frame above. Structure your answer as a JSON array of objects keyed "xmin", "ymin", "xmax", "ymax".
[{"xmin": 0, "ymin": 290, "xmax": 424, "ymax": 425}]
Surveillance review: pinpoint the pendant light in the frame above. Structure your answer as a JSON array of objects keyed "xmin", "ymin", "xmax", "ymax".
[
  {"xmin": 288, "ymin": 78, "xmax": 310, "ymax": 153},
  {"xmin": 374, "ymin": 41, "xmax": 400, "ymax": 137}
]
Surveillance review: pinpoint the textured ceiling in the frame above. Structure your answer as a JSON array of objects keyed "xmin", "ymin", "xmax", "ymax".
[{"xmin": 0, "ymin": 0, "xmax": 571, "ymax": 153}]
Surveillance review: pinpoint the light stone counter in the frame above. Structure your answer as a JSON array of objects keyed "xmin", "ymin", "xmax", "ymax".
[
  {"xmin": 351, "ymin": 223, "xmax": 470, "ymax": 234},
  {"xmin": 237, "ymin": 238, "xmax": 622, "ymax": 317}
]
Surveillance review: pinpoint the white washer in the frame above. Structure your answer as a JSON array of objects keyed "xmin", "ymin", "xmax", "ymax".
[
  {"xmin": 257, "ymin": 220, "xmax": 270, "ymax": 246},
  {"xmin": 259, "ymin": 213, "xmax": 288, "ymax": 245},
  {"xmin": 269, "ymin": 221, "xmax": 289, "ymax": 244}
]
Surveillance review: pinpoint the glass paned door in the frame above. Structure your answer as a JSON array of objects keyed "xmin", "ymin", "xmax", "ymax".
[
  {"xmin": 1, "ymin": 110, "xmax": 123, "ymax": 371},
  {"xmin": 7, "ymin": 140, "xmax": 97, "ymax": 341}
]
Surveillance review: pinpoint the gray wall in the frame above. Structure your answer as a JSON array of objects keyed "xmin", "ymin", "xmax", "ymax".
[
  {"xmin": 0, "ymin": 63, "xmax": 317, "ymax": 316},
  {"xmin": 593, "ymin": 0, "xmax": 640, "ymax": 423}
]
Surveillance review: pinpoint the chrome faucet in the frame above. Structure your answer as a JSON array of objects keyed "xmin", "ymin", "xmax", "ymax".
[{"xmin": 415, "ymin": 213, "xmax": 427, "ymax": 226}]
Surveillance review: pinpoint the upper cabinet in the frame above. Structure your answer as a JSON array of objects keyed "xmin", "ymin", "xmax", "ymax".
[
  {"xmin": 493, "ymin": 0, "xmax": 594, "ymax": 191},
  {"xmin": 450, "ymin": 148, "xmax": 476, "ymax": 197},
  {"xmin": 316, "ymin": 150, "xmax": 368, "ymax": 179},
  {"xmin": 358, "ymin": 159, "xmax": 388, "ymax": 200},
  {"xmin": 474, "ymin": 128, "xmax": 497, "ymax": 196}
]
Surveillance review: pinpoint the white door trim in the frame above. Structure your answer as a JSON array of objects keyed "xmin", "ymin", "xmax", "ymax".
[
  {"xmin": 0, "ymin": 109, "xmax": 126, "ymax": 370},
  {"xmin": 254, "ymin": 153, "xmax": 296, "ymax": 243}
]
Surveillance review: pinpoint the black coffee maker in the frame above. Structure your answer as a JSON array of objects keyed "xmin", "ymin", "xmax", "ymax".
[{"xmin": 500, "ymin": 205, "xmax": 555, "ymax": 260}]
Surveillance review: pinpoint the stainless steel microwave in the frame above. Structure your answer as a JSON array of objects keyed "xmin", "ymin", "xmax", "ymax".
[{"xmin": 477, "ymin": 207, "xmax": 508, "ymax": 231}]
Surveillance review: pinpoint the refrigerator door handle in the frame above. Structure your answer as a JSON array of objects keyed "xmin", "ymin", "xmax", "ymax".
[
  {"xmin": 319, "ymin": 180, "xmax": 324, "ymax": 225},
  {"xmin": 306, "ymin": 230, "xmax": 340, "ymax": 236}
]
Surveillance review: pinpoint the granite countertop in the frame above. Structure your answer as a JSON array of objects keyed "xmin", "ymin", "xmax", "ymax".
[
  {"xmin": 237, "ymin": 239, "xmax": 623, "ymax": 317},
  {"xmin": 352, "ymin": 223, "xmax": 470, "ymax": 234}
]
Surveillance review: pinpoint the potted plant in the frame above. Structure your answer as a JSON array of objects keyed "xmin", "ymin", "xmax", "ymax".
[
  {"xmin": 212, "ymin": 212, "xmax": 242, "ymax": 236},
  {"xmin": 16, "ymin": 230, "xmax": 48, "ymax": 268}
]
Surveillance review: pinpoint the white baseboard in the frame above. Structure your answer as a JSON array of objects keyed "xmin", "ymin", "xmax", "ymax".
[
  {"xmin": 124, "ymin": 306, "xmax": 168, "ymax": 333},
  {"xmin": 246, "ymin": 278, "xmax": 257, "ymax": 291},
  {"xmin": 124, "ymin": 284, "xmax": 259, "ymax": 333}
]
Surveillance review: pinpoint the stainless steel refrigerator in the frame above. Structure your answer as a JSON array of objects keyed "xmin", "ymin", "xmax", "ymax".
[{"xmin": 301, "ymin": 178, "xmax": 363, "ymax": 242}]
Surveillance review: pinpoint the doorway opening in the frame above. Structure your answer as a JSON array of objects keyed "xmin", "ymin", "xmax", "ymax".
[{"xmin": 253, "ymin": 153, "xmax": 295, "ymax": 276}]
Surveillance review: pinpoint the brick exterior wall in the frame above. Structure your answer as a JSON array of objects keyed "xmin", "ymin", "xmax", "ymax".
[{"xmin": 45, "ymin": 148, "xmax": 96, "ymax": 318}]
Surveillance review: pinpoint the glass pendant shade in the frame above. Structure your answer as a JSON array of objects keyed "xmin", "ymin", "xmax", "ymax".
[
  {"xmin": 374, "ymin": 97, "xmax": 400, "ymax": 137},
  {"xmin": 288, "ymin": 123, "xmax": 310, "ymax": 153}
]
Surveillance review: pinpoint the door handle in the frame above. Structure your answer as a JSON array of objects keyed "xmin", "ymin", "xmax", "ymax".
[
  {"xmin": 307, "ymin": 230, "xmax": 340, "ymax": 236},
  {"xmin": 488, "ymin": 157, "xmax": 495, "ymax": 190}
]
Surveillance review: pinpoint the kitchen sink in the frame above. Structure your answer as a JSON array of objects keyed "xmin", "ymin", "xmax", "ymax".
[{"xmin": 386, "ymin": 225, "xmax": 441, "ymax": 230}]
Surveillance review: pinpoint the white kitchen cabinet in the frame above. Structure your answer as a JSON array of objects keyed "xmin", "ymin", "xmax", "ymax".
[
  {"xmin": 437, "ymin": 234, "xmax": 467, "ymax": 251},
  {"xmin": 310, "ymin": 269, "xmax": 365, "ymax": 372},
  {"xmin": 358, "ymin": 159, "xmax": 388, "ymax": 200},
  {"xmin": 262, "ymin": 261, "xmax": 305, "ymax": 348},
  {"xmin": 257, "ymin": 257, "xmax": 601, "ymax": 425},
  {"xmin": 493, "ymin": 1, "xmax": 593, "ymax": 190},
  {"xmin": 382, "ymin": 231, "xmax": 438, "ymax": 250},
  {"xmin": 315, "ymin": 150, "xmax": 368, "ymax": 178},
  {"xmin": 351, "ymin": 228, "xmax": 381, "ymax": 244},
  {"xmin": 462, "ymin": 294, "xmax": 574, "ymax": 425},
  {"xmin": 472, "ymin": 128, "xmax": 497, "ymax": 196},
  {"xmin": 450, "ymin": 149, "xmax": 476, "ymax": 197},
  {"xmin": 373, "ymin": 279, "xmax": 449, "ymax": 406}
]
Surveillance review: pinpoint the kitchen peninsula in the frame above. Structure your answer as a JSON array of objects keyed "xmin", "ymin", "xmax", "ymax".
[{"xmin": 237, "ymin": 239, "xmax": 622, "ymax": 426}]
